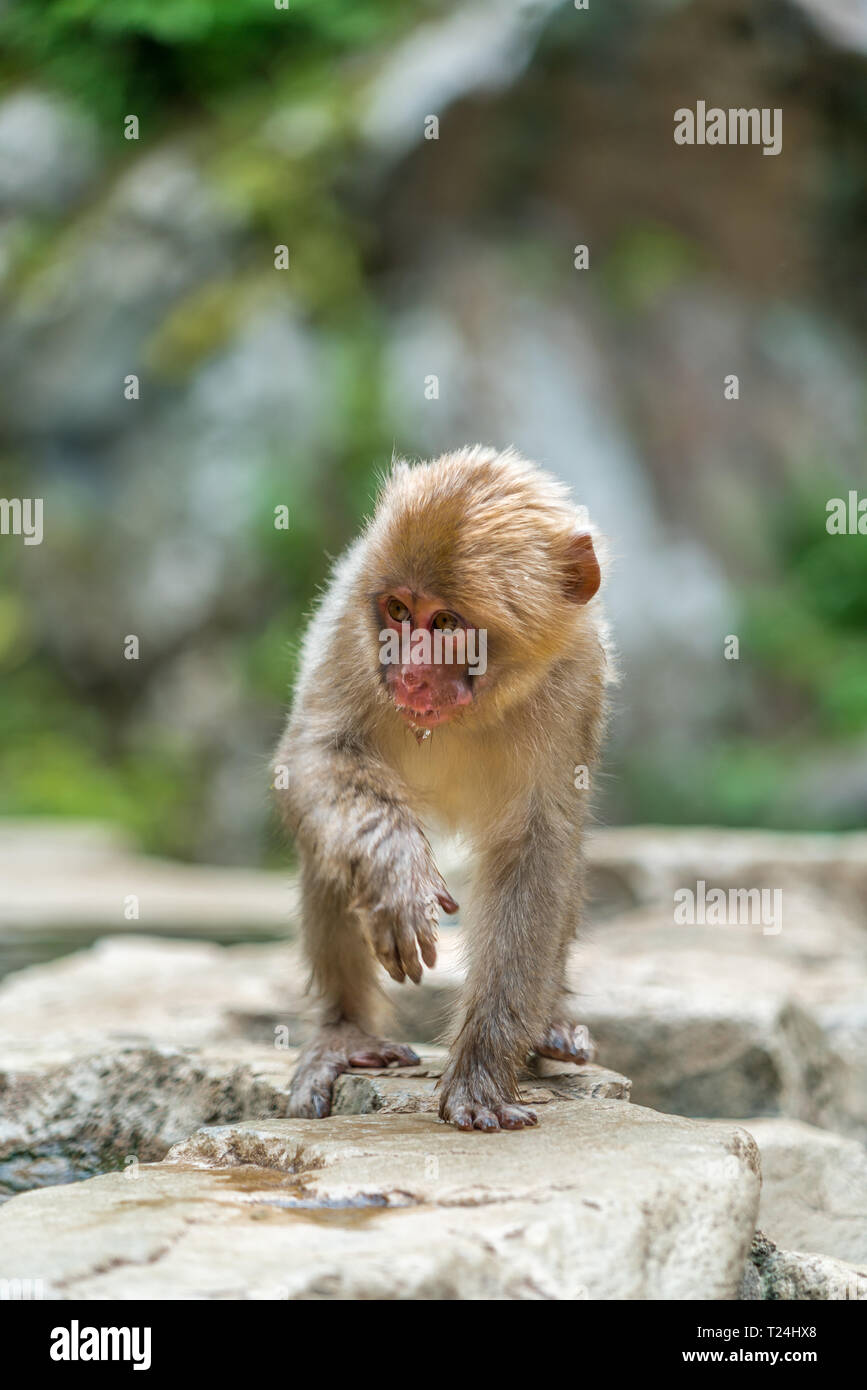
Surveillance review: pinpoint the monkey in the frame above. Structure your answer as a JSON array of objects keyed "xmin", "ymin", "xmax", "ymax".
[{"xmin": 273, "ymin": 445, "xmax": 610, "ymax": 1131}]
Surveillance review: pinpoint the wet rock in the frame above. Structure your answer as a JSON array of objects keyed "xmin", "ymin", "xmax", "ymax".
[{"xmin": 0, "ymin": 1042, "xmax": 299, "ymax": 1199}]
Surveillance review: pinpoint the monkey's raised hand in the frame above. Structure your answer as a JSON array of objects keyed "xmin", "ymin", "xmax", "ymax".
[{"xmin": 352, "ymin": 835, "xmax": 458, "ymax": 985}]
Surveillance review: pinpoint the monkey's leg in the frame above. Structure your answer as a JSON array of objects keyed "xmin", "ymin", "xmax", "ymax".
[
  {"xmin": 535, "ymin": 867, "xmax": 596, "ymax": 1064},
  {"xmin": 439, "ymin": 820, "xmax": 568, "ymax": 1131},
  {"xmin": 287, "ymin": 870, "xmax": 420, "ymax": 1118}
]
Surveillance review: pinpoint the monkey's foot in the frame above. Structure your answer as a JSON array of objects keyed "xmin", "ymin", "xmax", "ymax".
[
  {"xmin": 287, "ymin": 1024, "xmax": 420, "ymax": 1119},
  {"xmin": 535, "ymin": 1021, "xmax": 597, "ymax": 1065},
  {"xmin": 346, "ymin": 1037, "xmax": 421, "ymax": 1069},
  {"xmin": 438, "ymin": 1074, "xmax": 538, "ymax": 1132},
  {"xmin": 440, "ymin": 1095, "xmax": 539, "ymax": 1132}
]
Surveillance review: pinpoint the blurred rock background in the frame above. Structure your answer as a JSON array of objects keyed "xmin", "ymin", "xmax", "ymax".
[{"xmin": 1, "ymin": 0, "xmax": 866, "ymax": 867}]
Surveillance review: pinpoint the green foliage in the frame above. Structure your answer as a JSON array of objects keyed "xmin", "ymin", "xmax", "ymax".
[
  {"xmin": 0, "ymin": 0, "xmax": 418, "ymax": 123},
  {"xmin": 743, "ymin": 480, "xmax": 867, "ymax": 736},
  {"xmin": 0, "ymin": 659, "xmax": 202, "ymax": 857},
  {"xmin": 617, "ymin": 474, "xmax": 867, "ymax": 832}
]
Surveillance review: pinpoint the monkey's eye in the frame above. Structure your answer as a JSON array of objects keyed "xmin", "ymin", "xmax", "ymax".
[
  {"xmin": 386, "ymin": 597, "xmax": 411, "ymax": 623},
  {"xmin": 432, "ymin": 610, "xmax": 460, "ymax": 631}
]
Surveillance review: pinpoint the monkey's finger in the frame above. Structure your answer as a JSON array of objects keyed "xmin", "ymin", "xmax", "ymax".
[
  {"xmin": 375, "ymin": 940, "xmax": 406, "ymax": 983},
  {"xmin": 436, "ymin": 890, "xmax": 459, "ymax": 915},
  {"xmin": 364, "ymin": 907, "xmax": 406, "ymax": 983},
  {"xmin": 348, "ymin": 1052, "xmax": 379, "ymax": 1068},
  {"xmin": 395, "ymin": 930, "xmax": 423, "ymax": 985},
  {"xmin": 418, "ymin": 931, "xmax": 437, "ymax": 970},
  {"xmin": 416, "ymin": 896, "xmax": 439, "ymax": 970}
]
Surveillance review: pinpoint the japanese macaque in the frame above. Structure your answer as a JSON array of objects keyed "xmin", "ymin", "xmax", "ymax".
[{"xmin": 274, "ymin": 445, "xmax": 610, "ymax": 1130}]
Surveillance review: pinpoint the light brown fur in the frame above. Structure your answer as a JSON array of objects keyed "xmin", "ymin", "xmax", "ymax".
[{"xmin": 274, "ymin": 446, "xmax": 612, "ymax": 1129}]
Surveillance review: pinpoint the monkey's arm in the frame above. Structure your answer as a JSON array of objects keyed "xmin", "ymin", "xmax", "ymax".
[{"xmin": 274, "ymin": 727, "xmax": 457, "ymax": 984}]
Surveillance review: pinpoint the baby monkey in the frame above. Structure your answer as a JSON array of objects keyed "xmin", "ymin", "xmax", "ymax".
[{"xmin": 274, "ymin": 446, "xmax": 609, "ymax": 1130}]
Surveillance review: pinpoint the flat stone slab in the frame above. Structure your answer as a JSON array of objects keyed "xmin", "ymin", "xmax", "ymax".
[
  {"xmin": 0, "ymin": 935, "xmax": 311, "ymax": 1055},
  {"xmin": 0, "ymin": 1101, "xmax": 760, "ymax": 1300}
]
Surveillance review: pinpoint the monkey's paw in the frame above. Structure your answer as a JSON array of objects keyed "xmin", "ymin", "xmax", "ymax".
[
  {"xmin": 355, "ymin": 853, "xmax": 458, "ymax": 985},
  {"xmin": 287, "ymin": 1026, "xmax": 420, "ymax": 1118},
  {"xmin": 535, "ymin": 1021, "xmax": 597, "ymax": 1065}
]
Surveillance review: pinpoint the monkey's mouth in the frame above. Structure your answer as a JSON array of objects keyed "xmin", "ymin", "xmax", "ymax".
[
  {"xmin": 388, "ymin": 670, "xmax": 474, "ymax": 730},
  {"xmin": 393, "ymin": 702, "xmax": 456, "ymax": 730}
]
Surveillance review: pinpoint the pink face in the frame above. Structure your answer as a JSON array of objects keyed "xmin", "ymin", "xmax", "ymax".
[{"xmin": 376, "ymin": 587, "xmax": 476, "ymax": 731}]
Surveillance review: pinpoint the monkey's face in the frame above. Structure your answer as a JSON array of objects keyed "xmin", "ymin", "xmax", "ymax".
[{"xmin": 376, "ymin": 588, "xmax": 477, "ymax": 732}]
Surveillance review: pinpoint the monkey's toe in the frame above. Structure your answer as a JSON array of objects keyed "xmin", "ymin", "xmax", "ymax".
[
  {"xmin": 287, "ymin": 1051, "xmax": 347, "ymax": 1119},
  {"xmin": 287, "ymin": 1077, "xmax": 335, "ymax": 1119},
  {"xmin": 536, "ymin": 1021, "xmax": 597, "ymax": 1065},
  {"xmin": 347, "ymin": 1041, "xmax": 421, "ymax": 1068},
  {"xmin": 495, "ymin": 1103, "xmax": 538, "ymax": 1129},
  {"xmin": 442, "ymin": 1101, "xmax": 538, "ymax": 1132}
]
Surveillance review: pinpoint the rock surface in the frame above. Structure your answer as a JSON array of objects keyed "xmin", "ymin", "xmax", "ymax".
[
  {"xmin": 0, "ymin": 945, "xmax": 629, "ymax": 1199},
  {"xmin": 574, "ymin": 888, "xmax": 867, "ymax": 1139},
  {"xmin": 0, "ymin": 1026, "xmax": 628, "ymax": 1198},
  {"xmin": 740, "ymin": 1232, "xmax": 867, "ymax": 1301},
  {"xmin": 2, "ymin": 823, "xmax": 866, "ymax": 1298},
  {"xmin": 0, "ymin": 1042, "xmax": 298, "ymax": 1198},
  {"xmin": 738, "ymin": 1119, "xmax": 867, "ymax": 1267},
  {"xmin": 0, "ymin": 1101, "xmax": 760, "ymax": 1301},
  {"xmin": 0, "ymin": 935, "xmax": 308, "ymax": 1054},
  {"xmin": 585, "ymin": 825, "xmax": 867, "ymax": 918}
]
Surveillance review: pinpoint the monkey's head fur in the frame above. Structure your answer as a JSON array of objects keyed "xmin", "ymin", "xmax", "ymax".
[{"xmin": 348, "ymin": 445, "xmax": 606, "ymax": 735}]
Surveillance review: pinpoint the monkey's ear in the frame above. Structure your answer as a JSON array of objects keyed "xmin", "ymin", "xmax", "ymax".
[{"xmin": 562, "ymin": 532, "xmax": 601, "ymax": 605}]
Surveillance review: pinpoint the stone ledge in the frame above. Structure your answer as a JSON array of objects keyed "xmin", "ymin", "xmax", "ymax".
[{"xmin": 0, "ymin": 1101, "xmax": 760, "ymax": 1300}]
